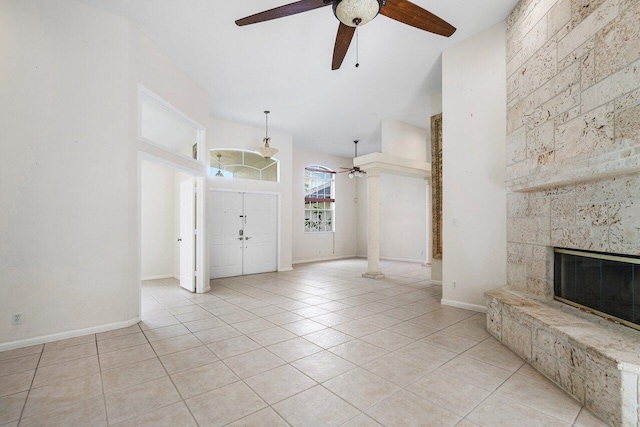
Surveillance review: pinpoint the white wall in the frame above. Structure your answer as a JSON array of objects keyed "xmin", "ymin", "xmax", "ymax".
[
  {"xmin": 356, "ymin": 120, "xmax": 428, "ymax": 263},
  {"xmin": 381, "ymin": 119, "xmax": 428, "ymax": 161},
  {"xmin": 0, "ymin": 0, "xmax": 210, "ymax": 349},
  {"xmin": 208, "ymin": 118, "xmax": 293, "ymax": 272},
  {"xmin": 292, "ymin": 148, "xmax": 357, "ymax": 264},
  {"xmin": 141, "ymin": 161, "xmax": 175, "ymax": 279},
  {"xmin": 356, "ymin": 173, "xmax": 427, "ymax": 263},
  {"xmin": 441, "ymin": 22, "xmax": 507, "ymax": 310},
  {"xmin": 379, "ymin": 175, "xmax": 427, "ymax": 262}
]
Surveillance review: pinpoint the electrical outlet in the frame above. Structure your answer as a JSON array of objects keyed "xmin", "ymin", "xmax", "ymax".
[
  {"xmin": 452, "ymin": 281, "xmax": 457, "ymax": 289},
  {"xmin": 11, "ymin": 313, "xmax": 23, "ymax": 325}
]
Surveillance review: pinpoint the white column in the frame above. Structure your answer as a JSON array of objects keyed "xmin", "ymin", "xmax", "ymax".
[
  {"xmin": 423, "ymin": 177, "xmax": 432, "ymax": 266},
  {"xmin": 363, "ymin": 168, "xmax": 385, "ymax": 279}
]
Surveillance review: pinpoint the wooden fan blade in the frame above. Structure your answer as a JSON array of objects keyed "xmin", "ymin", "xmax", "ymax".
[
  {"xmin": 332, "ymin": 23, "xmax": 356, "ymax": 70},
  {"xmin": 380, "ymin": 0, "xmax": 456, "ymax": 37},
  {"xmin": 236, "ymin": 0, "xmax": 330, "ymax": 26}
]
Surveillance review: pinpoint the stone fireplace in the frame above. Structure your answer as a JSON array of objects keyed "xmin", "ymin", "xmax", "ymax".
[
  {"xmin": 486, "ymin": 0, "xmax": 640, "ymax": 425},
  {"xmin": 487, "ymin": 175, "xmax": 640, "ymax": 426}
]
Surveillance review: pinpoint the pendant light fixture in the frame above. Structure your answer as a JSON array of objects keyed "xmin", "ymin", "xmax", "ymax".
[
  {"xmin": 214, "ymin": 153, "xmax": 224, "ymax": 177},
  {"xmin": 256, "ymin": 110, "xmax": 279, "ymax": 160}
]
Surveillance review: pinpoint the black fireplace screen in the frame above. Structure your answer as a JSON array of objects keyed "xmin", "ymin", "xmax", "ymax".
[{"xmin": 554, "ymin": 248, "xmax": 640, "ymax": 330}]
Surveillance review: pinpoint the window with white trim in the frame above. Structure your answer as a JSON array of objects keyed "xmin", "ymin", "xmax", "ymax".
[{"xmin": 304, "ymin": 166, "xmax": 335, "ymax": 233}]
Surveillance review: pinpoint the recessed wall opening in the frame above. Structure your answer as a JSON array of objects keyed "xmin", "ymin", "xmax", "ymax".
[
  {"xmin": 554, "ymin": 248, "xmax": 640, "ymax": 330},
  {"xmin": 140, "ymin": 159, "xmax": 204, "ymax": 293}
]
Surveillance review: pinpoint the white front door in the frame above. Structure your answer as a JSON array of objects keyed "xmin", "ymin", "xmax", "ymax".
[
  {"xmin": 179, "ymin": 178, "xmax": 196, "ymax": 292},
  {"xmin": 243, "ymin": 193, "xmax": 278, "ymax": 275},
  {"xmin": 209, "ymin": 191, "xmax": 278, "ymax": 279},
  {"xmin": 210, "ymin": 191, "xmax": 244, "ymax": 279}
]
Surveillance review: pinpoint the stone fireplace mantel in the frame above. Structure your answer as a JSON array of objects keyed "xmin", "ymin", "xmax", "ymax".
[{"xmin": 508, "ymin": 151, "xmax": 640, "ymax": 193}]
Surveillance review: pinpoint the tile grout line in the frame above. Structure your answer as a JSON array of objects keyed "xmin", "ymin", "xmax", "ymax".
[
  {"xmin": 15, "ymin": 344, "xmax": 45, "ymax": 425},
  {"xmin": 95, "ymin": 334, "xmax": 109, "ymax": 427}
]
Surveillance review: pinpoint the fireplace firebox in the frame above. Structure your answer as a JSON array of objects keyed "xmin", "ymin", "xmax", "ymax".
[{"xmin": 554, "ymin": 248, "xmax": 640, "ymax": 330}]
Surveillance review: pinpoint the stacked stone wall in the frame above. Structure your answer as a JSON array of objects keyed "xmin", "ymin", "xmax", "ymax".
[{"xmin": 506, "ymin": 0, "xmax": 640, "ymax": 297}]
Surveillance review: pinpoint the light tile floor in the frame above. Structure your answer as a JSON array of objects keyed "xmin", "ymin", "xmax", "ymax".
[{"xmin": 0, "ymin": 259, "xmax": 611, "ymax": 426}]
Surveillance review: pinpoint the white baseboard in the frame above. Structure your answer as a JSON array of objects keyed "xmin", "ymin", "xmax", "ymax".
[
  {"xmin": 141, "ymin": 275, "xmax": 173, "ymax": 281},
  {"xmin": 278, "ymin": 267, "xmax": 293, "ymax": 272},
  {"xmin": 0, "ymin": 317, "xmax": 141, "ymax": 352},
  {"xmin": 441, "ymin": 299, "xmax": 487, "ymax": 313},
  {"xmin": 292, "ymin": 255, "xmax": 356, "ymax": 265},
  {"xmin": 380, "ymin": 256, "xmax": 425, "ymax": 263},
  {"xmin": 354, "ymin": 255, "xmax": 427, "ymax": 264}
]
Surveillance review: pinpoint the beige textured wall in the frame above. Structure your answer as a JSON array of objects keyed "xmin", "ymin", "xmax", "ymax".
[{"xmin": 505, "ymin": 0, "xmax": 640, "ymax": 298}]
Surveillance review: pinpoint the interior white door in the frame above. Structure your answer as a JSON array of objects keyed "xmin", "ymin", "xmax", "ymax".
[
  {"xmin": 210, "ymin": 191, "xmax": 244, "ymax": 279},
  {"xmin": 179, "ymin": 178, "xmax": 196, "ymax": 292},
  {"xmin": 243, "ymin": 193, "xmax": 278, "ymax": 275}
]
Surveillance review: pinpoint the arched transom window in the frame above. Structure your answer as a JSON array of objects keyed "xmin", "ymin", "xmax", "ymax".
[{"xmin": 210, "ymin": 149, "xmax": 279, "ymax": 182}]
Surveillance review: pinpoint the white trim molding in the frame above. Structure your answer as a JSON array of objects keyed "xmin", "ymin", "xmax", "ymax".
[
  {"xmin": 0, "ymin": 317, "xmax": 141, "ymax": 352},
  {"xmin": 354, "ymin": 152, "xmax": 431, "ymax": 178},
  {"xmin": 292, "ymin": 255, "xmax": 356, "ymax": 265},
  {"xmin": 441, "ymin": 299, "xmax": 487, "ymax": 313},
  {"xmin": 141, "ymin": 275, "xmax": 174, "ymax": 281},
  {"xmin": 380, "ymin": 256, "xmax": 426, "ymax": 263}
]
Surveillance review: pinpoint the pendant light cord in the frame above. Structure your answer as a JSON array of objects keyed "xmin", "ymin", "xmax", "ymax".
[{"xmin": 264, "ymin": 110, "xmax": 270, "ymax": 145}]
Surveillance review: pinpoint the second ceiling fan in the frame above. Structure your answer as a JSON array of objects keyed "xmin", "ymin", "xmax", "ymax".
[
  {"xmin": 235, "ymin": 0, "xmax": 456, "ymax": 70},
  {"xmin": 339, "ymin": 140, "xmax": 366, "ymax": 178}
]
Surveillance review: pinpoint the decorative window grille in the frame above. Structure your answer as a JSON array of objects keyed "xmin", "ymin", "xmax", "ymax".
[
  {"xmin": 210, "ymin": 149, "xmax": 279, "ymax": 182},
  {"xmin": 304, "ymin": 166, "xmax": 335, "ymax": 233}
]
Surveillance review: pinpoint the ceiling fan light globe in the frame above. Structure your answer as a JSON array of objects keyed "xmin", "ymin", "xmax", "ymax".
[
  {"xmin": 348, "ymin": 172, "xmax": 355, "ymax": 179},
  {"xmin": 333, "ymin": 0, "xmax": 382, "ymax": 27}
]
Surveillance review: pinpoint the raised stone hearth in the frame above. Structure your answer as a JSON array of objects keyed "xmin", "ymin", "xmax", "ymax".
[{"xmin": 486, "ymin": 287, "xmax": 640, "ymax": 426}]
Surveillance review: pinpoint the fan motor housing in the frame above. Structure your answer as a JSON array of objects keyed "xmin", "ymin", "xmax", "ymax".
[{"xmin": 333, "ymin": 0, "xmax": 386, "ymax": 27}]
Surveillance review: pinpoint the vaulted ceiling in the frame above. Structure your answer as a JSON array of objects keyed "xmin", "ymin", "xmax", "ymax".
[{"xmin": 80, "ymin": 0, "xmax": 518, "ymax": 156}]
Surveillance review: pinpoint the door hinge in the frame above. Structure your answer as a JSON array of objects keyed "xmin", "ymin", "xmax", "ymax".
[{"xmin": 194, "ymin": 271, "xmax": 198, "ymax": 278}]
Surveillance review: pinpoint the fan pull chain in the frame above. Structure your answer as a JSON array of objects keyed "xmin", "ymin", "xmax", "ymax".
[{"xmin": 355, "ymin": 27, "xmax": 360, "ymax": 68}]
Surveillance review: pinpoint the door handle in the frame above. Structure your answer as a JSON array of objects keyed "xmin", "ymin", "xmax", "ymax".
[
  {"xmin": 238, "ymin": 237, "xmax": 244, "ymax": 240},
  {"xmin": 178, "ymin": 238, "xmax": 182, "ymax": 242},
  {"xmin": 245, "ymin": 237, "xmax": 252, "ymax": 240}
]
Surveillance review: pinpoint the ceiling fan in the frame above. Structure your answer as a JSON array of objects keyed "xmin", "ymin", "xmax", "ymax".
[
  {"xmin": 339, "ymin": 140, "xmax": 367, "ymax": 178},
  {"xmin": 235, "ymin": 0, "xmax": 456, "ymax": 70}
]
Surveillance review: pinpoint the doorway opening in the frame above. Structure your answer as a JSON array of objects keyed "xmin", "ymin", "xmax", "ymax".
[
  {"xmin": 140, "ymin": 158, "xmax": 205, "ymax": 293},
  {"xmin": 209, "ymin": 190, "xmax": 278, "ymax": 279}
]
